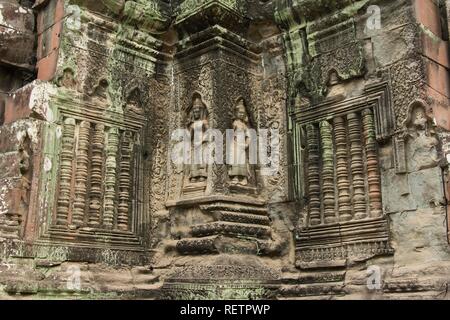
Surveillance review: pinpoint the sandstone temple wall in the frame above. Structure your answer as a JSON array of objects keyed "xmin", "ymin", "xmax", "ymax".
[{"xmin": 0, "ymin": 0, "xmax": 449, "ymax": 299}]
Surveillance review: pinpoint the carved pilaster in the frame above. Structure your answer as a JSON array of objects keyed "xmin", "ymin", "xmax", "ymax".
[
  {"xmin": 334, "ymin": 117, "xmax": 352, "ymax": 222},
  {"xmin": 56, "ymin": 118, "xmax": 76, "ymax": 226},
  {"xmin": 117, "ymin": 131, "xmax": 132, "ymax": 231},
  {"xmin": 347, "ymin": 113, "xmax": 367, "ymax": 220},
  {"xmin": 104, "ymin": 127, "xmax": 119, "ymax": 229},
  {"xmin": 362, "ymin": 109, "xmax": 382, "ymax": 218},
  {"xmin": 306, "ymin": 123, "xmax": 321, "ymax": 226},
  {"xmin": 320, "ymin": 120, "xmax": 336, "ymax": 224},
  {"xmin": 72, "ymin": 121, "xmax": 91, "ymax": 226},
  {"xmin": 89, "ymin": 124, "xmax": 105, "ymax": 227}
]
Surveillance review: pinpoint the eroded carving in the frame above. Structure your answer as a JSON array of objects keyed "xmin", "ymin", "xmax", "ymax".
[{"xmin": 405, "ymin": 102, "xmax": 439, "ymax": 172}]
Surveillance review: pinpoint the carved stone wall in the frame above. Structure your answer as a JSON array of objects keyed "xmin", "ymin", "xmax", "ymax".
[{"xmin": 0, "ymin": 0, "xmax": 449, "ymax": 300}]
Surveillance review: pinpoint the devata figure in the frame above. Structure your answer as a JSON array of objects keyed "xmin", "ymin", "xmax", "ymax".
[{"xmin": 406, "ymin": 104, "xmax": 439, "ymax": 171}]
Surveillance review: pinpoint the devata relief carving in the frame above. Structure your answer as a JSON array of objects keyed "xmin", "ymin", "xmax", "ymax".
[{"xmin": 0, "ymin": 0, "xmax": 449, "ymax": 301}]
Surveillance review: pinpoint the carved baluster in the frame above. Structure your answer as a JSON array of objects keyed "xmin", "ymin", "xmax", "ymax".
[
  {"xmin": 306, "ymin": 123, "xmax": 321, "ymax": 226},
  {"xmin": 72, "ymin": 121, "xmax": 91, "ymax": 226},
  {"xmin": 362, "ymin": 108, "xmax": 382, "ymax": 217},
  {"xmin": 347, "ymin": 113, "xmax": 367, "ymax": 219},
  {"xmin": 103, "ymin": 127, "xmax": 119, "ymax": 229},
  {"xmin": 320, "ymin": 120, "xmax": 336, "ymax": 224},
  {"xmin": 88, "ymin": 124, "xmax": 105, "ymax": 227},
  {"xmin": 334, "ymin": 117, "xmax": 352, "ymax": 222},
  {"xmin": 56, "ymin": 118, "xmax": 76, "ymax": 226},
  {"xmin": 117, "ymin": 131, "xmax": 132, "ymax": 231}
]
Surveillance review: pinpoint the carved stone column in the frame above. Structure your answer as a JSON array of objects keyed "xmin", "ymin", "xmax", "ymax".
[
  {"xmin": 117, "ymin": 131, "xmax": 132, "ymax": 231},
  {"xmin": 162, "ymin": 0, "xmax": 285, "ymax": 299}
]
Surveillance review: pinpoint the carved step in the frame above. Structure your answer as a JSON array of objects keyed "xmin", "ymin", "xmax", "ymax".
[
  {"xmin": 212, "ymin": 211, "xmax": 271, "ymax": 226},
  {"xmin": 191, "ymin": 222, "xmax": 271, "ymax": 239}
]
